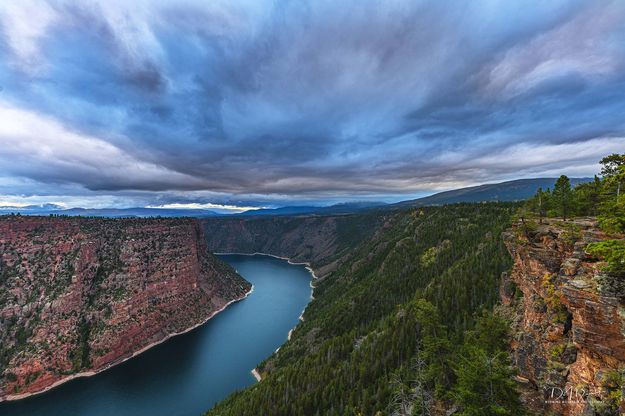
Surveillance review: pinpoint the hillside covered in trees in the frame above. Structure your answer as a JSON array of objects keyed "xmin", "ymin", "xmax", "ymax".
[{"xmin": 206, "ymin": 203, "xmax": 523, "ymax": 415}]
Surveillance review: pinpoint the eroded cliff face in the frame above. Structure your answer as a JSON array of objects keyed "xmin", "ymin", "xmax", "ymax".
[
  {"xmin": 202, "ymin": 213, "xmax": 382, "ymax": 277},
  {"xmin": 502, "ymin": 218, "xmax": 625, "ymax": 415},
  {"xmin": 0, "ymin": 216, "xmax": 251, "ymax": 400}
]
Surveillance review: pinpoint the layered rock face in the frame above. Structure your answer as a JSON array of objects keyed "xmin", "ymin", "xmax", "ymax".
[
  {"xmin": 203, "ymin": 216, "xmax": 343, "ymax": 263},
  {"xmin": 0, "ymin": 216, "xmax": 251, "ymax": 400},
  {"xmin": 502, "ymin": 218, "xmax": 625, "ymax": 415},
  {"xmin": 202, "ymin": 213, "xmax": 381, "ymax": 277}
]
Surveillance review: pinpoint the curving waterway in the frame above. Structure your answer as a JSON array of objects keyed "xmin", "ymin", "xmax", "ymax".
[{"xmin": 0, "ymin": 254, "xmax": 313, "ymax": 416}]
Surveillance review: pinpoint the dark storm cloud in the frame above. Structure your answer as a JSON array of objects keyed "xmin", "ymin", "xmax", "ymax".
[{"xmin": 0, "ymin": 0, "xmax": 625, "ymax": 207}]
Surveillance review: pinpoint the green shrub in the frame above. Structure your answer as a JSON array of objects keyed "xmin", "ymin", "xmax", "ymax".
[
  {"xmin": 598, "ymin": 202, "xmax": 625, "ymax": 234},
  {"xmin": 590, "ymin": 370, "xmax": 625, "ymax": 414},
  {"xmin": 586, "ymin": 240, "xmax": 625, "ymax": 274}
]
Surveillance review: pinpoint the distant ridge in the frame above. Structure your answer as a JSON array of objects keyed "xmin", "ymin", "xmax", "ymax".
[
  {"xmin": 0, "ymin": 203, "xmax": 385, "ymax": 218},
  {"xmin": 0, "ymin": 178, "xmax": 594, "ymax": 218},
  {"xmin": 235, "ymin": 201, "xmax": 386, "ymax": 217},
  {"xmin": 0, "ymin": 206, "xmax": 221, "ymax": 218},
  {"xmin": 393, "ymin": 177, "xmax": 593, "ymax": 207}
]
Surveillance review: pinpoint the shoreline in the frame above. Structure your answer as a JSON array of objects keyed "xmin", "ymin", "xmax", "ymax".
[
  {"xmin": 1, "ymin": 284, "xmax": 255, "ymax": 403},
  {"xmin": 216, "ymin": 252, "xmax": 318, "ymax": 383},
  {"xmin": 214, "ymin": 252, "xmax": 320, "ymax": 280}
]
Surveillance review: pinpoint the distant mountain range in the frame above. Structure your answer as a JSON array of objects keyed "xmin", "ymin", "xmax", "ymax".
[
  {"xmin": 392, "ymin": 177, "xmax": 593, "ymax": 207},
  {"xmin": 0, "ymin": 178, "xmax": 593, "ymax": 218},
  {"xmin": 0, "ymin": 206, "xmax": 221, "ymax": 218},
  {"xmin": 234, "ymin": 201, "xmax": 387, "ymax": 217},
  {"xmin": 0, "ymin": 202, "xmax": 386, "ymax": 218}
]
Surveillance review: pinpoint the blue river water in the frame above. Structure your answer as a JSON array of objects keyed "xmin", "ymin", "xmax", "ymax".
[{"xmin": 0, "ymin": 254, "xmax": 313, "ymax": 416}]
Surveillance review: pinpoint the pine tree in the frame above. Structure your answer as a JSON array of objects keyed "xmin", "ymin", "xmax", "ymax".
[
  {"xmin": 598, "ymin": 155, "xmax": 625, "ymax": 233},
  {"xmin": 536, "ymin": 187, "xmax": 548, "ymax": 222},
  {"xmin": 452, "ymin": 347, "xmax": 523, "ymax": 416},
  {"xmin": 527, "ymin": 187, "xmax": 549, "ymax": 222},
  {"xmin": 600, "ymin": 153, "xmax": 625, "ymax": 204},
  {"xmin": 575, "ymin": 176, "xmax": 602, "ymax": 216},
  {"xmin": 552, "ymin": 175, "xmax": 573, "ymax": 220}
]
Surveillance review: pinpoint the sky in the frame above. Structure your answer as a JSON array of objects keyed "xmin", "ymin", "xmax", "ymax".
[{"xmin": 0, "ymin": 0, "xmax": 624, "ymax": 211}]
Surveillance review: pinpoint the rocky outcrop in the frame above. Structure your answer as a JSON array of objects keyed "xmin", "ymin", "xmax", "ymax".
[
  {"xmin": 0, "ymin": 216, "xmax": 251, "ymax": 401},
  {"xmin": 502, "ymin": 218, "xmax": 625, "ymax": 415}
]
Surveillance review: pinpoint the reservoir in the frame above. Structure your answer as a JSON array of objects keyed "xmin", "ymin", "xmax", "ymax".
[{"xmin": 0, "ymin": 254, "xmax": 313, "ymax": 416}]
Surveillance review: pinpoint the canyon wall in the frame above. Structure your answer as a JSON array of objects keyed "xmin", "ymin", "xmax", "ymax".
[
  {"xmin": 502, "ymin": 218, "xmax": 625, "ymax": 415},
  {"xmin": 0, "ymin": 216, "xmax": 251, "ymax": 400},
  {"xmin": 202, "ymin": 213, "xmax": 382, "ymax": 277}
]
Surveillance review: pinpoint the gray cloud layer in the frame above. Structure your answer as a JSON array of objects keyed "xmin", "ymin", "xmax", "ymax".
[{"xmin": 0, "ymin": 0, "xmax": 624, "ymax": 206}]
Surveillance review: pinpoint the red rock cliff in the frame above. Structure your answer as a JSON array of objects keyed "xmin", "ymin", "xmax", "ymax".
[
  {"xmin": 502, "ymin": 218, "xmax": 625, "ymax": 415},
  {"xmin": 0, "ymin": 216, "xmax": 251, "ymax": 401}
]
